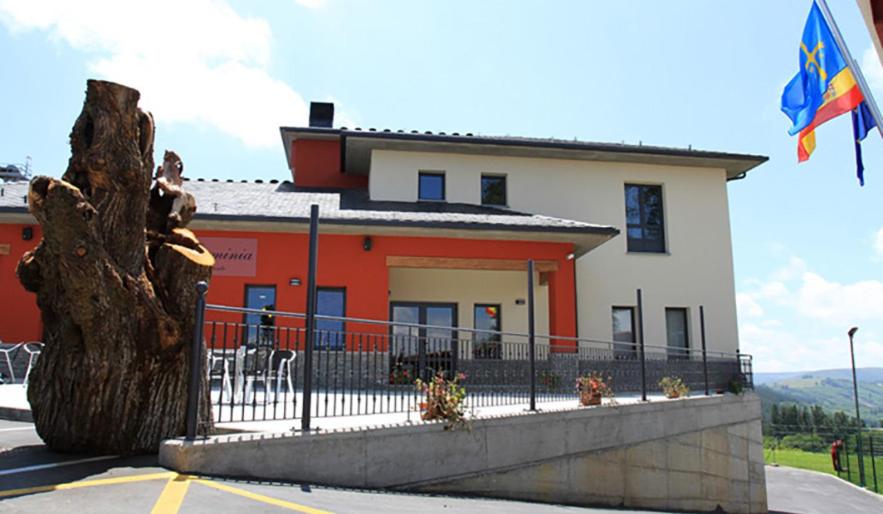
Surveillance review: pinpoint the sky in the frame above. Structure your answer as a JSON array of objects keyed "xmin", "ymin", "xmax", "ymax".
[{"xmin": 0, "ymin": 0, "xmax": 881, "ymax": 373}]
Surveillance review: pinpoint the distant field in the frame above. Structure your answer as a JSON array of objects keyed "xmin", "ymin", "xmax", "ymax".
[{"xmin": 765, "ymin": 447, "xmax": 883, "ymax": 494}]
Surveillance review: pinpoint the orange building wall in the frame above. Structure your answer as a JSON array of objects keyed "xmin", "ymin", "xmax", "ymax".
[
  {"xmin": 0, "ymin": 222, "xmax": 577, "ymax": 347},
  {"xmin": 289, "ymin": 139, "xmax": 368, "ymax": 189},
  {"xmin": 0, "ymin": 223, "xmax": 42, "ymax": 342}
]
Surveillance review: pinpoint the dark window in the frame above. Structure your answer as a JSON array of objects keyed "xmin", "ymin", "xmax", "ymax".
[
  {"xmin": 611, "ymin": 307, "xmax": 636, "ymax": 359},
  {"xmin": 665, "ymin": 307, "xmax": 689, "ymax": 359},
  {"xmin": 481, "ymin": 175, "xmax": 507, "ymax": 206},
  {"xmin": 244, "ymin": 285, "xmax": 276, "ymax": 345},
  {"xmin": 418, "ymin": 172, "xmax": 445, "ymax": 201},
  {"xmin": 390, "ymin": 302, "xmax": 457, "ymax": 378},
  {"xmin": 474, "ymin": 304, "xmax": 502, "ymax": 359},
  {"xmin": 625, "ymin": 184, "xmax": 665, "ymax": 253},
  {"xmin": 316, "ymin": 288, "xmax": 346, "ymax": 350}
]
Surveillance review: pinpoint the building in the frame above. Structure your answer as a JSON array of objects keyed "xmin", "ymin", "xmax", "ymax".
[{"xmin": 0, "ymin": 103, "xmax": 766, "ymax": 363}]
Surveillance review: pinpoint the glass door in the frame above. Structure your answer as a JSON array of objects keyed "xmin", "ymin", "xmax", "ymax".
[{"xmin": 390, "ymin": 302, "xmax": 457, "ymax": 380}]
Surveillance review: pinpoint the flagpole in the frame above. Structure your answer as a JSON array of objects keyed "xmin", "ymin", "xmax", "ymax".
[{"xmin": 815, "ymin": 0, "xmax": 883, "ymax": 137}]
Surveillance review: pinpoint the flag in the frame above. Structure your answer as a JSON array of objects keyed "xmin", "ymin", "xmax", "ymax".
[
  {"xmin": 852, "ymin": 101, "xmax": 876, "ymax": 186},
  {"xmin": 781, "ymin": 2, "xmax": 864, "ymax": 161}
]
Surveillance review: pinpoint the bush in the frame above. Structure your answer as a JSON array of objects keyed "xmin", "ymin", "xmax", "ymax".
[{"xmin": 779, "ymin": 433, "xmax": 828, "ymax": 453}]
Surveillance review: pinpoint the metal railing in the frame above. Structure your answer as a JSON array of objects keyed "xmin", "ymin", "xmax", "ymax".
[
  {"xmin": 184, "ymin": 205, "xmax": 752, "ymax": 439},
  {"xmin": 188, "ymin": 299, "xmax": 751, "ymax": 433}
]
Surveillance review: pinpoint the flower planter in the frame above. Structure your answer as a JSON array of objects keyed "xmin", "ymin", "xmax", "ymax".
[
  {"xmin": 665, "ymin": 392, "xmax": 681, "ymax": 399},
  {"xmin": 579, "ymin": 390, "xmax": 603, "ymax": 406}
]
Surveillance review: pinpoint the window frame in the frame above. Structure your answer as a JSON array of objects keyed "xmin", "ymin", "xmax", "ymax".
[
  {"xmin": 480, "ymin": 174, "xmax": 508, "ymax": 207},
  {"xmin": 611, "ymin": 306, "xmax": 637, "ymax": 359},
  {"xmin": 624, "ymin": 183, "xmax": 667, "ymax": 254},
  {"xmin": 315, "ymin": 287, "xmax": 347, "ymax": 350},
  {"xmin": 473, "ymin": 303, "xmax": 503, "ymax": 359},
  {"xmin": 418, "ymin": 171, "xmax": 446, "ymax": 202},
  {"xmin": 664, "ymin": 307, "xmax": 690, "ymax": 360}
]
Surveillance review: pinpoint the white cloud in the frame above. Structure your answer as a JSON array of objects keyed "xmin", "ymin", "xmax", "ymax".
[
  {"xmin": 736, "ymin": 293, "xmax": 763, "ymax": 317},
  {"xmin": 0, "ymin": 0, "xmax": 312, "ymax": 149},
  {"xmin": 738, "ymin": 253, "xmax": 883, "ymax": 371},
  {"xmin": 874, "ymin": 227, "xmax": 883, "ymax": 257},
  {"xmin": 294, "ymin": 0, "xmax": 327, "ymax": 8}
]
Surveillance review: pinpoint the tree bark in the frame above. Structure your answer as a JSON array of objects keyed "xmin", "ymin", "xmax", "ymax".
[{"xmin": 16, "ymin": 80, "xmax": 214, "ymax": 454}]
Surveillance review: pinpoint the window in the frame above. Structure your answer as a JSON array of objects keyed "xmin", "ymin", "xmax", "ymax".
[
  {"xmin": 474, "ymin": 304, "xmax": 502, "ymax": 359},
  {"xmin": 418, "ymin": 172, "xmax": 445, "ymax": 201},
  {"xmin": 611, "ymin": 307, "xmax": 636, "ymax": 359},
  {"xmin": 625, "ymin": 184, "xmax": 665, "ymax": 253},
  {"xmin": 316, "ymin": 288, "xmax": 346, "ymax": 350},
  {"xmin": 481, "ymin": 175, "xmax": 507, "ymax": 206},
  {"xmin": 665, "ymin": 307, "xmax": 689, "ymax": 359},
  {"xmin": 244, "ymin": 285, "xmax": 276, "ymax": 345},
  {"xmin": 390, "ymin": 302, "xmax": 457, "ymax": 377}
]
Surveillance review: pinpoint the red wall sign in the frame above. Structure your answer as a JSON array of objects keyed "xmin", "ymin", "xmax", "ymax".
[{"xmin": 201, "ymin": 237, "xmax": 257, "ymax": 277}]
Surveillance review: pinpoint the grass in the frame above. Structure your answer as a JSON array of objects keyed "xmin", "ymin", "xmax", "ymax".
[{"xmin": 764, "ymin": 447, "xmax": 883, "ymax": 494}]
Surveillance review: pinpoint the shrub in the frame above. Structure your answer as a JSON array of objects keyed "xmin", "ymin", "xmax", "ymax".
[
  {"xmin": 415, "ymin": 371, "xmax": 468, "ymax": 429},
  {"xmin": 659, "ymin": 376, "xmax": 689, "ymax": 398}
]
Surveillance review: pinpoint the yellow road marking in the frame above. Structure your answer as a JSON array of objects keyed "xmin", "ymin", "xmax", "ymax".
[
  {"xmin": 195, "ymin": 479, "xmax": 334, "ymax": 514},
  {"xmin": 150, "ymin": 474, "xmax": 193, "ymax": 514},
  {"xmin": 0, "ymin": 471, "xmax": 176, "ymax": 498}
]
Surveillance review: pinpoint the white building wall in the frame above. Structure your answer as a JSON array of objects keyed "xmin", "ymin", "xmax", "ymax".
[{"xmin": 370, "ymin": 150, "xmax": 739, "ymax": 354}]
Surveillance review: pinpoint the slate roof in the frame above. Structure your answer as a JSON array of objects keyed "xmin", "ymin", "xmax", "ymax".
[{"xmin": 0, "ymin": 180, "xmax": 617, "ymax": 236}]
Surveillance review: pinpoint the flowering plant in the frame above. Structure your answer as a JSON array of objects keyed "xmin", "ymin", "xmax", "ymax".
[
  {"xmin": 415, "ymin": 371, "xmax": 468, "ymax": 429},
  {"xmin": 575, "ymin": 372, "xmax": 613, "ymax": 406},
  {"xmin": 659, "ymin": 376, "xmax": 689, "ymax": 398},
  {"xmin": 575, "ymin": 372, "xmax": 613, "ymax": 396},
  {"xmin": 390, "ymin": 364, "xmax": 413, "ymax": 385}
]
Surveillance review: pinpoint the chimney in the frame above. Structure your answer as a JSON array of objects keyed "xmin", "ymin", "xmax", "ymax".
[{"xmin": 309, "ymin": 102, "xmax": 334, "ymax": 128}]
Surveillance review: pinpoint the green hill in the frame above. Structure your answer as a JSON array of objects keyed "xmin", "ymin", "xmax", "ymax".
[{"xmin": 757, "ymin": 373, "xmax": 883, "ymax": 427}]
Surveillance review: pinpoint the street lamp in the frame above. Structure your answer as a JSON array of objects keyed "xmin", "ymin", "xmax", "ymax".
[{"xmin": 848, "ymin": 326, "xmax": 866, "ymax": 487}]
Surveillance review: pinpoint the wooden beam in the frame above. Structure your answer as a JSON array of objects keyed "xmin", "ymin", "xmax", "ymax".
[{"xmin": 386, "ymin": 256, "xmax": 558, "ymax": 273}]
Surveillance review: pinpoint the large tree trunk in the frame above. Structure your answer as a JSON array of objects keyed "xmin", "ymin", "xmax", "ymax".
[{"xmin": 16, "ymin": 80, "xmax": 214, "ymax": 454}]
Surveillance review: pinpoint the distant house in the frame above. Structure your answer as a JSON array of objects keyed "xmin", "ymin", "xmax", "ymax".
[{"xmin": 0, "ymin": 102, "xmax": 766, "ymax": 365}]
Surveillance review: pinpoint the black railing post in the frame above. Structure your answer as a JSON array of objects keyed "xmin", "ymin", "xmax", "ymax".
[
  {"xmin": 301, "ymin": 205, "xmax": 320, "ymax": 432},
  {"xmin": 186, "ymin": 281, "xmax": 208, "ymax": 441},
  {"xmin": 700, "ymin": 305, "xmax": 709, "ymax": 396},
  {"xmin": 527, "ymin": 259, "xmax": 537, "ymax": 411},
  {"xmin": 451, "ymin": 337, "xmax": 459, "ymax": 378},
  {"xmin": 637, "ymin": 288, "xmax": 647, "ymax": 401},
  {"xmin": 869, "ymin": 432, "xmax": 878, "ymax": 493}
]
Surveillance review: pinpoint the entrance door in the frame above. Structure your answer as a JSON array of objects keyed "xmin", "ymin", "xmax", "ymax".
[
  {"xmin": 244, "ymin": 285, "xmax": 276, "ymax": 346},
  {"xmin": 390, "ymin": 302, "xmax": 457, "ymax": 379}
]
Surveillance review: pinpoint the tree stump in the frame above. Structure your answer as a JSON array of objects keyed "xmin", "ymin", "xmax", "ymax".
[{"xmin": 16, "ymin": 80, "xmax": 215, "ymax": 454}]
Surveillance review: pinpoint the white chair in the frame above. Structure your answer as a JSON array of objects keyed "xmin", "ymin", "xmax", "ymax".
[
  {"xmin": 0, "ymin": 342, "xmax": 23, "ymax": 384},
  {"xmin": 268, "ymin": 350, "xmax": 296, "ymax": 403},
  {"xmin": 22, "ymin": 342, "xmax": 43, "ymax": 386},
  {"xmin": 207, "ymin": 350, "xmax": 233, "ymax": 400}
]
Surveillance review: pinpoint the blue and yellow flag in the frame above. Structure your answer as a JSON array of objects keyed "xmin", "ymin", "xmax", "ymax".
[{"xmin": 781, "ymin": 2, "xmax": 864, "ymax": 161}]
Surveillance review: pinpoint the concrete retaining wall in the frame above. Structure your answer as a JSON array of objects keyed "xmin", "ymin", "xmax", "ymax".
[{"xmin": 160, "ymin": 393, "xmax": 766, "ymax": 513}]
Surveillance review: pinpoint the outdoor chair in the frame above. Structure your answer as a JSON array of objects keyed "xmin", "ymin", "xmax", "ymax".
[
  {"xmin": 267, "ymin": 350, "xmax": 295, "ymax": 403},
  {"xmin": 207, "ymin": 350, "xmax": 233, "ymax": 400},
  {"xmin": 21, "ymin": 342, "xmax": 43, "ymax": 386},
  {"xmin": 238, "ymin": 345, "xmax": 273, "ymax": 404},
  {"xmin": 0, "ymin": 342, "xmax": 23, "ymax": 384}
]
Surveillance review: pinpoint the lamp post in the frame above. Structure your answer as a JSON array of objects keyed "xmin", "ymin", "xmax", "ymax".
[{"xmin": 848, "ymin": 326, "xmax": 866, "ymax": 487}]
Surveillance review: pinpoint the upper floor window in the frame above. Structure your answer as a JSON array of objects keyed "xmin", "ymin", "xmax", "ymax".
[
  {"xmin": 481, "ymin": 174, "xmax": 507, "ymax": 206},
  {"xmin": 624, "ymin": 183, "xmax": 665, "ymax": 253},
  {"xmin": 418, "ymin": 172, "xmax": 445, "ymax": 201}
]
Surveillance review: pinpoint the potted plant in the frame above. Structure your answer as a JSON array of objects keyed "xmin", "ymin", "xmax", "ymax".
[
  {"xmin": 389, "ymin": 363, "xmax": 413, "ymax": 385},
  {"xmin": 659, "ymin": 376, "xmax": 689, "ymax": 399},
  {"xmin": 415, "ymin": 371, "xmax": 468, "ymax": 429},
  {"xmin": 575, "ymin": 372, "xmax": 612, "ymax": 406}
]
